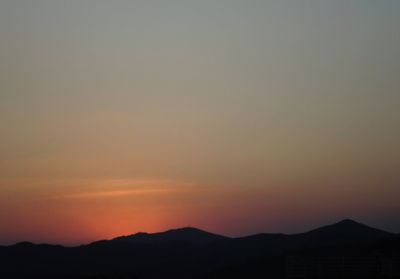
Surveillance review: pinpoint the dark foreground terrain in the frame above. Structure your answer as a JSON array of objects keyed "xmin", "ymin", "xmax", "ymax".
[{"xmin": 1, "ymin": 219, "xmax": 400, "ymax": 279}]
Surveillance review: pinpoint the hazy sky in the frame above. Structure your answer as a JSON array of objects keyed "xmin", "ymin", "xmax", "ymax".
[{"xmin": 1, "ymin": 0, "xmax": 399, "ymax": 245}]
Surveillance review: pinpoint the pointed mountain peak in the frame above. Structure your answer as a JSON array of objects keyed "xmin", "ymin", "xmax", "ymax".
[
  {"xmin": 328, "ymin": 219, "xmax": 384, "ymax": 231},
  {"xmin": 301, "ymin": 219, "xmax": 393, "ymax": 243},
  {"xmin": 310, "ymin": 219, "xmax": 376, "ymax": 231},
  {"xmin": 327, "ymin": 219, "xmax": 372, "ymax": 230},
  {"xmin": 336, "ymin": 219, "xmax": 363, "ymax": 226}
]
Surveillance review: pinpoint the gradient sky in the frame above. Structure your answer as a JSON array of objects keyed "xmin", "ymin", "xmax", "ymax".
[{"xmin": 1, "ymin": 0, "xmax": 399, "ymax": 245}]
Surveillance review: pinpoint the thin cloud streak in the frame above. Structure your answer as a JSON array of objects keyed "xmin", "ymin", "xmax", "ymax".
[
  {"xmin": 43, "ymin": 177, "xmax": 200, "ymax": 200},
  {"xmin": 48, "ymin": 187, "xmax": 191, "ymax": 200}
]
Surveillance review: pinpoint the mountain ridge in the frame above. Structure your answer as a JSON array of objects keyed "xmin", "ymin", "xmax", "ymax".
[
  {"xmin": 1, "ymin": 219, "xmax": 399, "ymax": 279},
  {"xmin": 5, "ymin": 219, "xmax": 395, "ymax": 247}
]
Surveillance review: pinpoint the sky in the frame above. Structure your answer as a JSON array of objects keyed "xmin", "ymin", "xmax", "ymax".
[{"xmin": 0, "ymin": 0, "xmax": 399, "ymax": 245}]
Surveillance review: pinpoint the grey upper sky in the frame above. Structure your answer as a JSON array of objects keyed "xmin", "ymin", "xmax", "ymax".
[{"xmin": 0, "ymin": 0, "xmax": 399, "ymax": 244}]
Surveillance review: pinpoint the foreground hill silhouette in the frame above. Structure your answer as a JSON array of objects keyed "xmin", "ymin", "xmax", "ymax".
[{"xmin": 1, "ymin": 219, "xmax": 399, "ymax": 279}]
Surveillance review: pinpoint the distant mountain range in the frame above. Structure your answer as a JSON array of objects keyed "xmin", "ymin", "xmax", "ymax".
[{"xmin": 1, "ymin": 219, "xmax": 399, "ymax": 279}]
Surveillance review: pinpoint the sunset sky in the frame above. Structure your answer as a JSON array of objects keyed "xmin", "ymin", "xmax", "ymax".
[{"xmin": 1, "ymin": 0, "xmax": 399, "ymax": 245}]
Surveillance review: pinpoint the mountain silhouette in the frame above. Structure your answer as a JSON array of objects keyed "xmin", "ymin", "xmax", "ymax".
[
  {"xmin": 291, "ymin": 219, "xmax": 394, "ymax": 248},
  {"xmin": 1, "ymin": 219, "xmax": 399, "ymax": 279},
  {"xmin": 106, "ymin": 227, "xmax": 228, "ymax": 245},
  {"xmin": 302, "ymin": 219, "xmax": 391, "ymax": 238}
]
